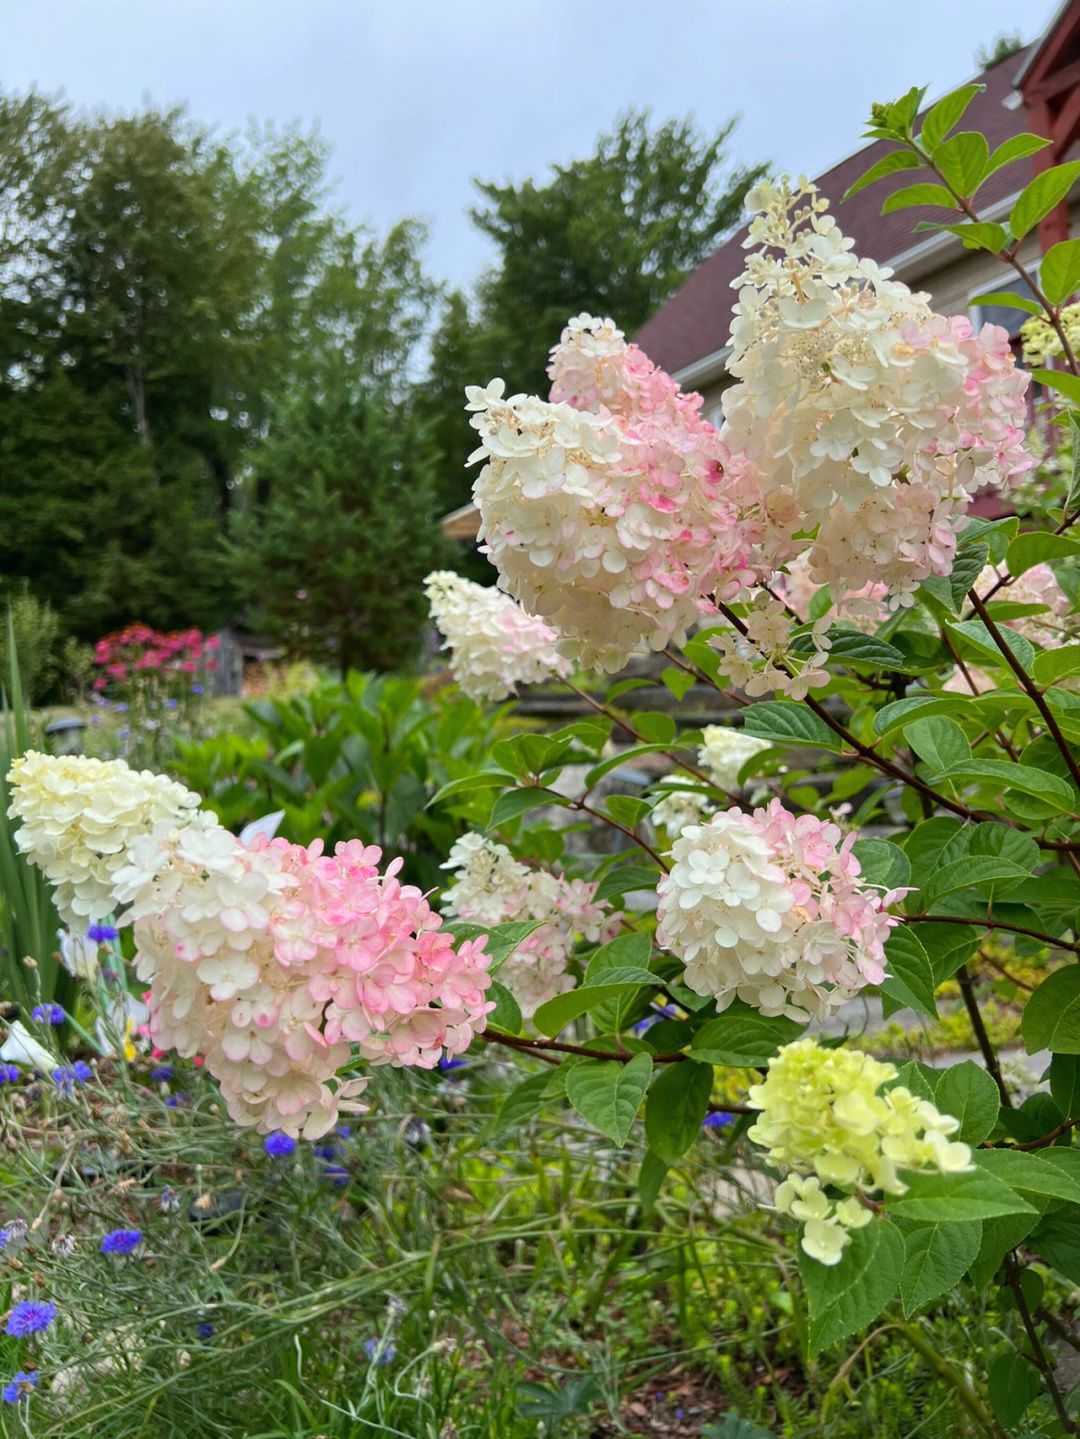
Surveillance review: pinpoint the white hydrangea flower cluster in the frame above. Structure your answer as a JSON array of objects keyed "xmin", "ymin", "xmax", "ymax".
[
  {"xmin": 655, "ymin": 799, "xmax": 904, "ymax": 1019},
  {"xmin": 747, "ymin": 1038, "xmax": 973, "ymax": 1264},
  {"xmin": 424, "ymin": 569, "xmax": 571, "ymax": 701},
  {"xmin": 651, "ymin": 725, "xmax": 772, "ymax": 836},
  {"xmin": 721, "ymin": 177, "xmax": 1032, "ymax": 610},
  {"xmin": 465, "ymin": 316, "xmax": 759, "ymax": 672},
  {"xmin": 112, "ymin": 825, "xmax": 493, "ymax": 1138},
  {"xmin": 7, "ymin": 752, "xmax": 208, "ymax": 925},
  {"xmin": 440, "ymin": 832, "xmax": 619, "ymax": 1016}
]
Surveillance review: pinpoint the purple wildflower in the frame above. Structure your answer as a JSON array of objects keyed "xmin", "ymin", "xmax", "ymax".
[
  {"xmin": 263, "ymin": 1133, "xmax": 296, "ymax": 1158},
  {"xmin": 100, "ymin": 1229, "xmax": 142, "ymax": 1255},
  {"xmin": 363, "ymin": 1337, "xmax": 396, "ymax": 1365},
  {"xmin": 702, "ymin": 1111, "xmax": 733, "ymax": 1130},
  {"xmin": 87, "ymin": 924, "xmax": 118, "ymax": 943},
  {"xmin": 5, "ymin": 1302, "xmax": 56, "ymax": 1337},
  {"xmin": 320, "ymin": 1164, "xmax": 350, "ymax": 1187},
  {"xmin": 0, "ymin": 1065, "xmax": 19, "ymax": 1084},
  {"xmin": 196, "ymin": 1322, "xmax": 214, "ymax": 1340},
  {"xmin": 150, "ymin": 1066, "xmax": 174, "ymax": 1082},
  {"xmin": 2, "ymin": 1371, "xmax": 38, "ymax": 1403},
  {"xmin": 190, "ymin": 685, "xmax": 204, "ymax": 695}
]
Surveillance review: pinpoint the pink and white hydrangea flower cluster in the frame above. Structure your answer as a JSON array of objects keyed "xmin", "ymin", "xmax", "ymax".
[
  {"xmin": 424, "ymin": 569, "xmax": 571, "ymax": 701},
  {"xmin": 655, "ymin": 799, "xmax": 905, "ymax": 1020},
  {"xmin": 9, "ymin": 754, "xmax": 494, "ymax": 1139},
  {"xmin": 465, "ymin": 317, "xmax": 759, "ymax": 672},
  {"xmin": 440, "ymin": 832, "xmax": 619, "ymax": 1016},
  {"xmin": 721, "ymin": 178, "xmax": 1031, "ymax": 610},
  {"xmin": 111, "ymin": 825, "xmax": 494, "ymax": 1137}
]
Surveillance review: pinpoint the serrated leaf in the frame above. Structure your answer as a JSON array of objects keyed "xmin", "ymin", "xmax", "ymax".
[
  {"xmin": 798, "ymin": 1220, "xmax": 904, "ymax": 1358},
  {"xmin": 987, "ymin": 1352, "xmax": 1042, "ymax": 1429},
  {"xmin": 914, "ymin": 220, "xmax": 1006, "ymax": 251},
  {"xmin": 1006, "ymin": 529, "xmax": 1080, "ymax": 577},
  {"xmin": 822, "ymin": 629, "xmax": 908, "ymax": 670},
  {"xmin": 933, "ymin": 759, "xmax": 1075, "ymax": 809},
  {"xmin": 1042, "ymin": 237, "xmax": 1080, "ymax": 307},
  {"xmin": 986, "ymin": 131, "xmax": 1051, "ymax": 174},
  {"xmin": 968, "ymin": 1211, "xmax": 1042, "ymax": 1288},
  {"xmin": 884, "ymin": 1167, "xmax": 1034, "ymax": 1222},
  {"xmin": 881, "ymin": 183, "xmax": 956, "ymax": 213},
  {"xmin": 843, "ymin": 149, "xmax": 920, "ymax": 198},
  {"xmin": 880, "ymin": 928, "xmax": 938, "ymax": 1019},
  {"xmin": 1035, "ymin": 365, "xmax": 1080, "ymax": 409},
  {"xmin": 428, "ymin": 770, "xmax": 510, "ymax": 806},
  {"xmin": 593, "ymin": 864, "xmax": 661, "ymax": 903},
  {"xmin": 851, "ymin": 838, "xmax": 910, "ymax": 890},
  {"xmin": 919, "ymin": 84, "xmax": 983, "ymax": 152},
  {"xmin": 488, "ymin": 1070, "xmax": 552, "ymax": 1137},
  {"xmin": 532, "ymin": 970, "xmax": 657, "ymax": 1036},
  {"xmin": 873, "ymin": 694, "xmax": 973, "ymax": 736},
  {"xmin": 566, "ymin": 1052, "xmax": 652, "ymax": 1146},
  {"xmin": 901, "ymin": 1219, "xmax": 982, "ymax": 1315},
  {"xmin": 1033, "ymin": 643, "xmax": 1080, "ymax": 686},
  {"xmin": 934, "ymin": 131, "xmax": 990, "ymax": 196},
  {"xmin": 487, "ymin": 980, "xmax": 522, "ymax": 1034},
  {"xmin": 585, "ymin": 931, "xmax": 652, "ymax": 979},
  {"xmin": 1023, "ymin": 966, "xmax": 1080, "ymax": 1054},
  {"xmin": 489, "ymin": 787, "xmax": 565, "ymax": 827},
  {"xmin": 1049, "ymin": 1053, "xmax": 1080, "ymax": 1117},
  {"xmin": 903, "ymin": 715, "xmax": 971, "ymax": 772},
  {"xmin": 950, "ymin": 542, "xmax": 989, "ymax": 606},
  {"xmin": 644, "ymin": 1059, "xmax": 714, "ymax": 1164},
  {"xmin": 1011, "ymin": 162, "xmax": 1080, "ymax": 241},
  {"xmin": 968, "ymin": 289, "xmax": 1044, "ymax": 317},
  {"xmin": 919, "ymin": 856, "xmax": 1031, "ymax": 906},
  {"xmin": 933, "ymin": 1061, "xmax": 1000, "ymax": 1145},
  {"xmin": 977, "ymin": 1147, "xmax": 1080, "ymax": 1205},
  {"xmin": 740, "ymin": 701, "xmax": 842, "ymax": 752},
  {"xmin": 946, "ymin": 617, "xmax": 1034, "ymax": 672},
  {"xmin": 688, "ymin": 1002, "xmax": 802, "ymax": 1067}
]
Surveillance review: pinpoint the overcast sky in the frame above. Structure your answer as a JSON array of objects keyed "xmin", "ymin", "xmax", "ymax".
[{"xmin": 2, "ymin": 0, "xmax": 1061, "ymax": 293}]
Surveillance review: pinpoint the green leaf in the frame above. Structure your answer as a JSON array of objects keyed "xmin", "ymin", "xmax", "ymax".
[
  {"xmin": 489, "ymin": 787, "xmax": 564, "ymax": 827},
  {"xmin": 880, "ymin": 928, "xmax": 938, "ymax": 1019},
  {"xmin": 688, "ymin": 1002, "xmax": 802, "ymax": 1067},
  {"xmin": 986, "ymin": 131, "xmax": 1051, "ymax": 174},
  {"xmin": 893, "ymin": 1059, "xmax": 940, "ymax": 1104},
  {"xmin": 1033, "ymin": 643, "xmax": 1080, "ymax": 686},
  {"xmin": 592, "ymin": 864, "xmax": 661, "ymax": 903},
  {"xmin": 950, "ymin": 542, "xmax": 989, "ymax": 608},
  {"xmin": 488, "ymin": 1070, "xmax": 552, "ymax": 1137},
  {"xmin": 1034, "ymin": 365, "xmax": 1080, "ymax": 408},
  {"xmin": 821, "ymin": 629, "xmax": 908, "ymax": 670},
  {"xmin": 660, "ymin": 667, "xmax": 696, "ymax": 701},
  {"xmin": 919, "ymin": 856, "xmax": 1032, "ymax": 907},
  {"xmin": 968, "ymin": 1211, "xmax": 1042, "ymax": 1288},
  {"xmin": 1042, "ymin": 237, "xmax": 1080, "ymax": 307},
  {"xmin": 1022, "ymin": 966, "xmax": 1080, "ymax": 1054},
  {"xmin": 873, "ymin": 694, "xmax": 974, "ymax": 736},
  {"xmin": 644, "ymin": 1059, "xmax": 714, "ymax": 1164},
  {"xmin": 933, "ymin": 759, "xmax": 1076, "ymax": 810},
  {"xmin": 903, "ymin": 715, "xmax": 971, "ymax": 772},
  {"xmin": 638, "ymin": 1149, "xmax": 669, "ymax": 1213},
  {"xmin": 901, "ymin": 1219, "xmax": 982, "ymax": 1315},
  {"xmin": 977, "ymin": 1147, "xmax": 1080, "ymax": 1206},
  {"xmin": 532, "ymin": 970, "xmax": 658, "ymax": 1036},
  {"xmin": 945, "ymin": 617, "xmax": 1034, "ymax": 673},
  {"xmin": 566, "ymin": 1053, "xmax": 652, "ymax": 1146},
  {"xmin": 1006, "ymin": 529, "xmax": 1080, "ymax": 577},
  {"xmin": 1049, "ymin": 1053, "xmax": 1080, "ymax": 1117},
  {"xmin": 1027, "ymin": 1206, "xmax": 1080, "ymax": 1282},
  {"xmin": 919, "ymin": 85, "xmax": 983, "ymax": 152},
  {"xmin": 1067, "ymin": 412, "xmax": 1080, "ymax": 522},
  {"xmin": 487, "ymin": 980, "xmax": 522, "ymax": 1034},
  {"xmin": 428, "ymin": 770, "xmax": 509, "ymax": 806},
  {"xmin": 482, "ymin": 920, "xmax": 547, "ymax": 973},
  {"xmin": 740, "ymin": 701, "xmax": 842, "ymax": 752},
  {"xmin": 798, "ymin": 1220, "xmax": 904, "ymax": 1358},
  {"xmin": 883, "ymin": 1167, "xmax": 1034, "ymax": 1222},
  {"xmin": 880, "ymin": 183, "xmax": 956, "ymax": 213},
  {"xmin": 585, "ymin": 931, "xmax": 652, "ymax": 979},
  {"xmin": 933, "ymin": 132, "xmax": 989, "ymax": 196},
  {"xmin": 933, "ymin": 1062, "xmax": 1000, "ymax": 1145},
  {"xmin": 1010, "ymin": 162, "xmax": 1080, "ymax": 241},
  {"xmin": 967, "ymin": 289, "xmax": 1045, "ymax": 318},
  {"xmin": 851, "ymin": 838, "xmax": 910, "ymax": 891},
  {"xmin": 914, "ymin": 220, "xmax": 1006, "ymax": 251},
  {"xmin": 843, "ymin": 149, "xmax": 920, "ymax": 198},
  {"xmin": 987, "ymin": 1353, "xmax": 1042, "ymax": 1430}
]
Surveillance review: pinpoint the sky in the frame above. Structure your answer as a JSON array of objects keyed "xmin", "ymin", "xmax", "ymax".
[{"xmin": 1, "ymin": 0, "xmax": 1062, "ymax": 293}]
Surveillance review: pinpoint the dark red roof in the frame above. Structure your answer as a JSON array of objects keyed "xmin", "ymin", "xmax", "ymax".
[{"xmin": 634, "ymin": 50, "xmax": 1033, "ymax": 377}]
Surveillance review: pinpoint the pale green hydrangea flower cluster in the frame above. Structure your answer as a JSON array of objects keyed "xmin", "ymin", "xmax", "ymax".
[{"xmin": 747, "ymin": 1038, "xmax": 973, "ymax": 1265}]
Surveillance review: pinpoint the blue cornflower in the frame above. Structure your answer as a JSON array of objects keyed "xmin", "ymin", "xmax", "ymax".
[
  {"xmin": 438, "ymin": 1055, "xmax": 467, "ymax": 1072},
  {"xmin": 363, "ymin": 1337, "xmax": 396, "ymax": 1365},
  {"xmin": 51, "ymin": 1067, "xmax": 84, "ymax": 1094},
  {"xmin": 320, "ymin": 1164, "xmax": 350, "ymax": 1187},
  {"xmin": 631, "ymin": 1015, "xmax": 660, "ymax": 1035},
  {"xmin": 99, "ymin": 1229, "xmax": 142, "ymax": 1255},
  {"xmin": 5, "ymin": 1302, "xmax": 56, "ymax": 1337},
  {"xmin": 165, "ymin": 1095, "xmax": 187, "ymax": 1108},
  {"xmin": 190, "ymin": 685, "xmax": 204, "ymax": 695},
  {"xmin": 702, "ymin": 1111, "xmax": 733, "ymax": 1130},
  {"xmin": 150, "ymin": 1066, "xmax": 174, "ymax": 1082},
  {"xmin": 313, "ymin": 1142, "xmax": 342, "ymax": 1161},
  {"xmin": 115, "ymin": 703, "xmax": 128, "ymax": 713},
  {"xmin": 87, "ymin": 924, "xmax": 118, "ymax": 944},
  {"xmin": 165, "ymin": 698, "xmax": 179, "ymax": 709},
  {"xmin": 1, "ymin": 1371, "xmax": 38, "ymax": 1403},
  {"xmin": 0, "ymin": 1065, "xmax": 19, "ymax": 1084},
  {"xmin": 263, "ymin": 1133, "xmax": 296, "ymax": 1158},
  {"xmin": 334, "ymin": 1125, "xmax": 352, "ymax": 1139},
  {"xmin": 196, "ymin": 1323, "xmax": 214, "ymax": 1340},
  {"xmin": 32, "ymin": 1004, "xmax": 64, "ymax": 1024}
]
